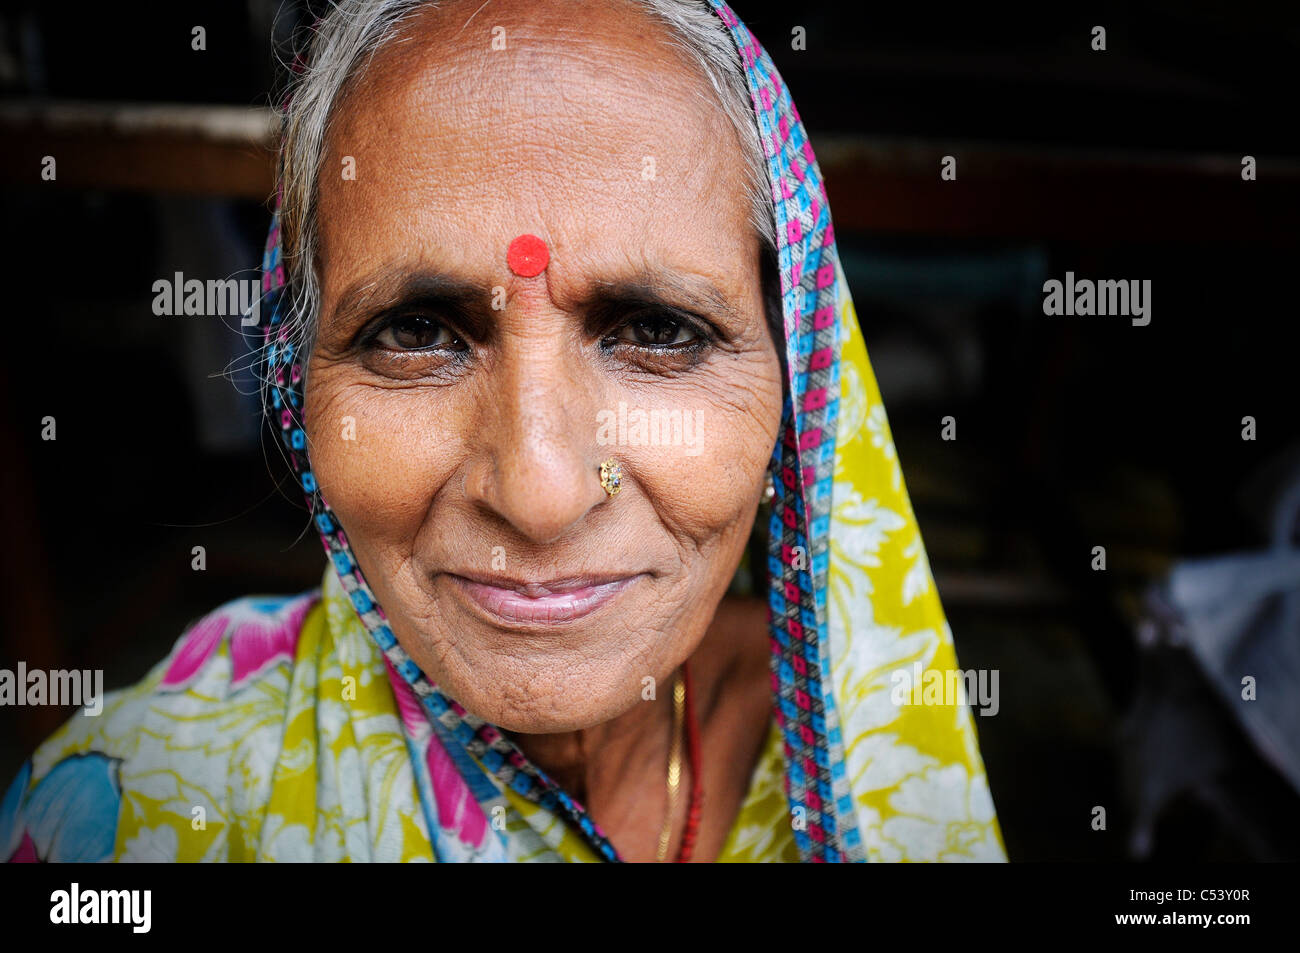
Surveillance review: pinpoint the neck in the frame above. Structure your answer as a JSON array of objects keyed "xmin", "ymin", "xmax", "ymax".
[
  {"xmin": 501, "ymin": 594, "xmax": 773, "ymax": 862},
  {"xmin": 510, "ymin": 675, "xmax": 677, "ymax": 810}
]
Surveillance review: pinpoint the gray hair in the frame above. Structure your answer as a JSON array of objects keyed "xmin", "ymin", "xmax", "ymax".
[{"xmin": 276, "ymin": 0, "xmax": 777, "ymax": 364}]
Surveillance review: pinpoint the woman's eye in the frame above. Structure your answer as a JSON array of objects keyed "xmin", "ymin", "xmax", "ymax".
[
  {"xmin": 374, "ymin": 314, "xmax": 460, "ymax": 351},
  {"xmin": 614, "ymin": 314, "xmax": 700, "ymax": 348}
]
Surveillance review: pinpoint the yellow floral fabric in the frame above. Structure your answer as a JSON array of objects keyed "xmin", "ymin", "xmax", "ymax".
[{"xmin": 827, "ymin": 260, "xmax": 1005, "ymax": 861}]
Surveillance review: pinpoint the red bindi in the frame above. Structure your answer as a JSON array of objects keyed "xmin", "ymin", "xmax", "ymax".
[{"xmin": 506, "ymin": 234, "xmax": 549, "ymax": 278}]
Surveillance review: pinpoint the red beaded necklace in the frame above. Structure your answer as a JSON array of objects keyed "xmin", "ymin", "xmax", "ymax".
[{"xmin": 674, "ymin": 659, "xmax": 705, "ymax": 862}]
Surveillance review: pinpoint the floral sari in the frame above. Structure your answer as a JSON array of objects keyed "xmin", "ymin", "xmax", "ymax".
[{"xmin": 2, "ymin": 0, "xmax": 1003, "ymax": 863}]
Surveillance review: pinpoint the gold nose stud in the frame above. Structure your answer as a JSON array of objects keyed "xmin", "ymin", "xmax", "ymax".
[{"xmin": 599, "ymin": 459, "xmax": 623, "ymax": 497}]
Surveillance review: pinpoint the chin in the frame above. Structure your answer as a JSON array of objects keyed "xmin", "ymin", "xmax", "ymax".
[
  {"xmin": 447, "ymin": 659, "xmax": 647, "ymax": 736},
  {"xmin": 391, "ymin": 607, "xmax": 663, "ymax": 733}
]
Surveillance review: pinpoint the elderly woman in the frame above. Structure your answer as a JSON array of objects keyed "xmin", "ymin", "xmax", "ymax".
[{"xmin": 2, "ymin": 0, "xmax": 1002, "ymax": 862}]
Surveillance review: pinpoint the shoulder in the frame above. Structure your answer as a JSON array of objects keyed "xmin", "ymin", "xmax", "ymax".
[{"xmin": 2, "ymin": 589, "xmax": 322, "ymax": 863}]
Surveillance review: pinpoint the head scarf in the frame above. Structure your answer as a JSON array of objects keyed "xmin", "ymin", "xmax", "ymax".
[{"xmin": 3, "ymin": 0, "xmax": 1003, "ymax": 864}]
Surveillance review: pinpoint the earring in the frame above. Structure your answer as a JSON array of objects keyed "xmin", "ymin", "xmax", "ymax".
[
  {"xmin": 764, "ymin": 473, "xmax": 776, "ymax": 503},
  {"xmin": 599, "ymin": 458, "xmax": 623, "ymax": 497}
]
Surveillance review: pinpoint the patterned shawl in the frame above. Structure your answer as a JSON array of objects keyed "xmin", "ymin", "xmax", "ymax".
[{"xmin": 1, "ymin": 0, "xmax": 1003, "ymax": 863}]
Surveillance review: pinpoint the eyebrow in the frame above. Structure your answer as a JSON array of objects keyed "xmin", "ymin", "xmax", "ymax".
[
  {"xmin": 326, "ymin": 265, "xmax": 745, "ymax": 343},
  {"xmin": 586, "ymin": 271, "xmax": 745, "ymax": 333},
  {"xmin": 329, "ymin": 270, "xmax": 493, "ymax": 340}
]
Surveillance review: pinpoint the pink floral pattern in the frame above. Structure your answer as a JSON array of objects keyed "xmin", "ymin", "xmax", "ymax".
[{"xmin": 160, "ymin": 596, "xmax": 312, "ymax": 694}]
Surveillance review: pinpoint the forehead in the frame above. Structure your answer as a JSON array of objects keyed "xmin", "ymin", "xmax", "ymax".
[{"xmin": 315, "ymin": 0, "xmax": 757, "ymax": 298}]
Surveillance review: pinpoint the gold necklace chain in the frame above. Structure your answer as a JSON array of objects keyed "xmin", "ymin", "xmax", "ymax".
[{"xmin": 655, "ymin": 668, "xmax": 686, "ymax": 862}]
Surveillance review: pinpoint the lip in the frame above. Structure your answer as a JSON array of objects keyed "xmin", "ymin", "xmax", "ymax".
[{"xmin": 443, "ymin": 572, "xmax": 644, "ymax": 625}]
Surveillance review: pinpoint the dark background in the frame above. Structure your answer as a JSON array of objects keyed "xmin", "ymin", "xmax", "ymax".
[{"xmin": 1, "ymin": 0, "xmax": 1298, "ymax": 861}]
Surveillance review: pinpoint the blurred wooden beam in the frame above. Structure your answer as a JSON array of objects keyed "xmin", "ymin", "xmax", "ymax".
[
  {"xmin": 932, "ymin": 571, "xmax": 1071, "ymax": 608},
  {"xmin": 815, "ymin": 135, "xmax": 1300, "ymax": 244},
  {"xmin": 0, "ymin": 101, "xmax": 277, "ymax": 199},
  {"xmin": 2, "ymin": 101, "xmax": 1296, "ymax": 244}
]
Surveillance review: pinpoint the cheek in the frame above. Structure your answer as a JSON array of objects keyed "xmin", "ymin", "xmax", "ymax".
[
  {"xmin": 626, "ymin": 350, "xmax": 783, "ymax": 552},
  {"xmin": 303, "ymin": 373, "xmax": 461, "ymax": 552}
]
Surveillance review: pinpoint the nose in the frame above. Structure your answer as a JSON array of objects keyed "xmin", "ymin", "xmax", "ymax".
[{"xmin": 462, "ymin": 328, "xmax": 609, "ymax": 545}]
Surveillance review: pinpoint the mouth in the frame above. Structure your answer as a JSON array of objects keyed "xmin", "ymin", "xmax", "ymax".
[{"xmin": 442, "ymin": 572, "xmax": 645, "ymax": 626}]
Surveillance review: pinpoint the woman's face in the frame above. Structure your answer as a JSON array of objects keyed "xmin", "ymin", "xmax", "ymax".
[{"xmin": 305, "ymin": 0, "xmax": 783, "ymax": 733}]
